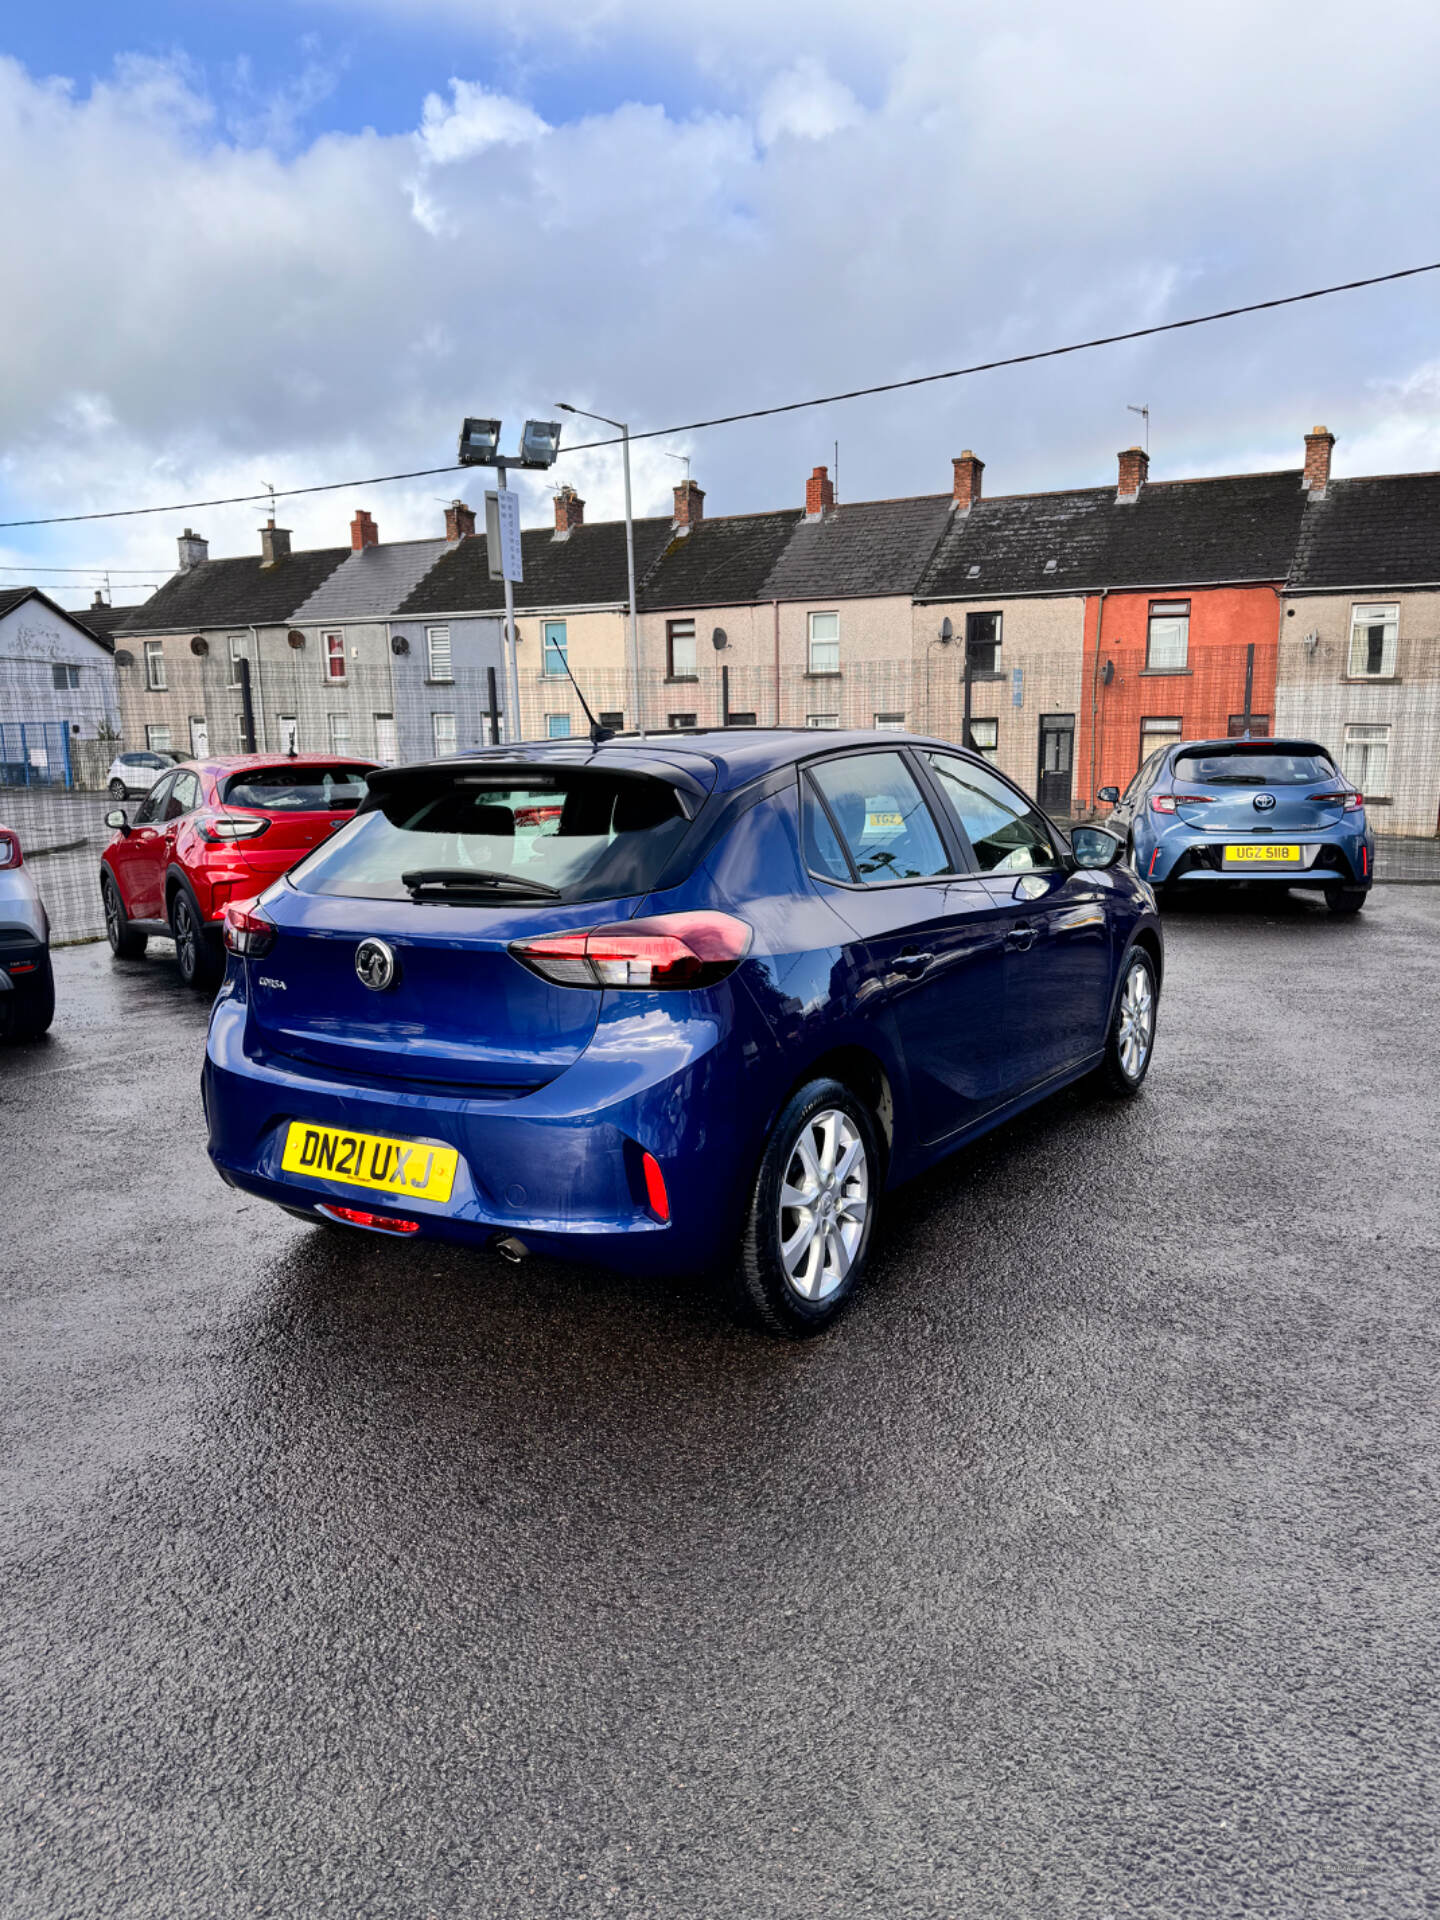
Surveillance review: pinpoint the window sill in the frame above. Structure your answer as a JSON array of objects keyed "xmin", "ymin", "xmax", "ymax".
[
  {"xmin": 423, "ymin": 678, "xmax": 455, "ymax": 687},
  {"xmin": 1343, "ymin": 675, "xmax": 1401, "ymax": 685},
  {"xmin": 664, "ymin": 675, "xmax": 699, "ymax": 684},
  {"xmin": 1140, "ymin": 666, "xmax": 1193, "ymax": 677},
  {"xmin": 805, "ymin": 669, "xmax": 843, "ymax": 680},
  {"xmin": 968, "ymin": 668, "xmax": 1006, "ymax": 682}
]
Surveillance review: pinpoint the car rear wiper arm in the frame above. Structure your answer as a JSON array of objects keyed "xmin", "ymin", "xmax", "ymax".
[{"xmin": 401, "ymin": 867, "xmax": 562, "ymax": 899}]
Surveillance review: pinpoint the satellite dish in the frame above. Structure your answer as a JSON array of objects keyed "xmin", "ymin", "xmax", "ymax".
[
  {"xmin": 712, "ymin": 626, "xmax": 728, "ymax": 651},
  {"xmin": 391, "ymin": 634, "xmax": 410, "ymax": 656},
  {"xmin": 189, "ymin": 634, "xmax": 209, "ymax": 657},
  {"xmin": 1101, "ymin": 659, "xmax": 1115, "ymax": 685},
  {"xmin": 939, "ymin": 618, "xmax": 954, "ymax": 644},
  {"xmin": 114, "ymin": 649, "xmax": 134, "ymax": 667},
  {"xmin": 287, "ymin": 629, "xmax": 306, "ymax": 650}
]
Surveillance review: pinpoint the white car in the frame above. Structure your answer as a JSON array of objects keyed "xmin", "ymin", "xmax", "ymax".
[
  {"xmin": 0, "ymin": 823, "xmax": 53, "ymax": 1041},
  {"xmin": 106, "ymin": 749, "xmax": 180, "ymax": 801}
]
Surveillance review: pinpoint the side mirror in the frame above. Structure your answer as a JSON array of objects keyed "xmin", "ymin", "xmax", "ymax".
[
  {"xmin": 105, "ymin": 809, "xmax": 130, "ymax": 834},
  {"xmin": 1097, "ymin": 786, "xmax": 1120, "ymax": 806},
  {"xmin": 1071, "ymin": 825, "xmax": 1124, "ymax": 870}
]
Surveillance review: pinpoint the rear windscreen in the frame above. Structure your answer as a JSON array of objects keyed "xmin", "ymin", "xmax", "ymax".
[
  {"xmin": 222, "ymin": 764, "xmax": 372, "ymax": 810},
  {"xmin": 1172, "ymin": 748, "xmax": 1336, "ymax": 786},
  {"xmin": 294, "ymin": 773, "xmax": 692, "ymax": 904}
]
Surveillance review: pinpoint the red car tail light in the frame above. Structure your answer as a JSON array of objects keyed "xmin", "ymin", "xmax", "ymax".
[
  {"xmin": 316, "ymin": 1204, "xmax": 420, "ymax": 1235},
  {"xmin": 511, "ymin": 910, "xmax": 753, "ymax": 990},
  {"xmin": 0, "ymin": 831, "xmax": 21, "ymax": 870},
  {"xmin": 1308, "ymin": 789, "xmax": 1364, "ymax": 811},
  {"xmin": 197, "ymin": 812, "xmax": 271, "ymax": 844},
  {"xmin": 1151, "ymin": 793, "xmax": 1215, "ymax": 814},
  {"xmin": 222, "ymin": 902, "xmax": 276, "ymax": 957}
]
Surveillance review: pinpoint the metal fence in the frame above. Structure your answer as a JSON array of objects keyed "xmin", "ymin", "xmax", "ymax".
[{"xmin": 3, "ymin": 646, "xmax": 1436, "ymax": 947}]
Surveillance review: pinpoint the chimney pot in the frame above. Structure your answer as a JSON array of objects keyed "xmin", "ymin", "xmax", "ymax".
[
  {"xmin": 445, "ymin": 498, "xmax": 476, "ymax": 543},
  {"xmin": 952, "ymin": 450, "xmax": 985, "ymax": 513},
  {"xmin": 673, "ymin": 479, "xmax": 705, "ymax": 528},
  {"xmin": 350, "ymin": 508, "xmax": 379, "ymax": 551},
  {"xmin": 259, "ymin": 522, "xmax": 292, "ymax": 567},
  {"xmin": 553, "ymin": 485, "xmax": 585, "ymax": 534},
  {"xmin": 1303, "ymin": 424, "xmax": 1335, "ymax": 497},
  {"xmin": 805, "ymin": 465, "xmax": 835, "ymax": 518},
  {"xmin": 1116, "ymin": 445, "xmax": 1150, "ymax": 502},
  {"xmin": 176, "ymin": 527, "xmax": 209, "ymax": 573}
]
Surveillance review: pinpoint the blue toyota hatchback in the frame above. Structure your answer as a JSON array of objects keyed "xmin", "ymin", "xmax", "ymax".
[
  {"xmin": 204, "ymin": 730, "xmax": 1163, "ymax": 1334},
  {"xmin": 1100, "ymin": 736, "xmax": 1373, "ymax": 912}
]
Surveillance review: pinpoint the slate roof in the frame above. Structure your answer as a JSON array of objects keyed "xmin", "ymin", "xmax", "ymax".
[
  {"xmin": 639, "ymin": 509, "xmax": 805, "ymax": 611},
  {"xmin": 759, "ymin": 494, "xmax": 954, "ymax": 601},
  {"xmin": 1289, "ymin": 473, "xmax": 1440, "ymax": 588},
  {"xmin": 289, "ymin": 537, "xmax": 450, "ymax": 624},
  {"xmin": 918, "ymin": 470, "xmax": 1309, "ymax": 599},
  {"xmin": 68, "ymin": 600, "xmax": 135, "ymax": 647},
  {"xmin": 117, "ymin": 546, "xmax": 349, "ymax": 635},
  {"xmin": 395, "ymin": 517, "xmax": 675, "ymax": 618}
]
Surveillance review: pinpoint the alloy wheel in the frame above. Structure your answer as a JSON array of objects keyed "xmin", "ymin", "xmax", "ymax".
[
  {"xmin": 174, "ymin": 898, "xmax": 197, "ymax": 980},
  {"xmin": 778, "ymin": 1108, "xmax": 870, "ymax": 1302},
  {"xmin": 1116, "ymin": 960, "xmax": 1154, "ymax": 1081},
  {"xmin": 104, "ymin": 881, "xmax": 122, "ymax": 951}
]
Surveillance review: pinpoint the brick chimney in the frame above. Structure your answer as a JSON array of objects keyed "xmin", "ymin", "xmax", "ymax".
[
  {"xmin": 805, "ymin": 465, "xmax": 835, "ymax": 519},
  {"xmin": 553, "ymin": 485, "xmax": 585, "ymax": 534},
  {"xmin": 92, "ymin": 588, "xmax": 108, "ymax": 608},
  {"xmin": 673, "ymin": 479, "xmax": 705, "ymax": 528},
  {"xmin": 445, "ymin": 499, "xmax": 476, "ymax": 542},
  {"xmin": 176, "ymin": 527, "xmax": 208, "ymax": 573},
  {"xmin": 350, "ymin": 509, "xmax": 379, "ymax": 551},
  {"xmin": 952, "ymin": 450, "xmax": 984, "ymax": 514},
  {"xmin": 1116, "ymin": 446, "xmax": 1150, "ymax": 503},
  {"xmin": 1303, "ymin": 425, "xmax": 1335, "ymax": 497},
  {"xmin": 259, "ymin": 519, "xmax": 292, "ymax": 566}
]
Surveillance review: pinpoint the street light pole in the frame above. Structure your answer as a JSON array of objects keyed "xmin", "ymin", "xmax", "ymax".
[
  {"xmin": 557, "ymin": 403, "xmax": 641, "ymax": 731},
  {"xmin": 497, "ymin": 464, "xmax": 520, "ymax": 744}
]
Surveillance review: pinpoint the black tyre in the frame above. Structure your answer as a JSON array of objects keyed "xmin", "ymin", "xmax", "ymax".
[
  {"xmin": 1325, "ymin": 884, "xmax": 1368, "ymax": 915},
  {"xmin": 736, "ymin": 1077, "xmax": 881, "ymax": 1337},
  {"xmin": 1099, "ymin": 948, "xmax": 1158, "ymax": 1097},
  {"xmin": 1, "ymin": 953, "xmax": 54, "ymax": 1041},
  {"xmin": 108, "ymin": 778, "xmax": 127, "ymax": 801},
  {"xmin": 170, "ymin": 887, "xmax": 222, "ymax": 992},
  {"xmin": 102, "ymin": 872, "xmax": 147, "ymax": 959}
]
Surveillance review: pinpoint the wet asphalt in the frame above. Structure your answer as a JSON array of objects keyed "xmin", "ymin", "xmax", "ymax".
[{"xmin": 3, "ymin": 889, "xmax": 1439, "ymax": 1920}]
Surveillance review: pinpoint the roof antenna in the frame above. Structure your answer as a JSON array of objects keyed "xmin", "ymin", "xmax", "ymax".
[
  {"xmin": 834, "ymin": 440, "xmax": 839, "ymax": 503},
  {"xmin": 664, "ymin": 450, "xmax": 691, "ymax": 485},
  {"xmin": 554, "ymin": 644, "xmax": 614, "ymax": 746},
  {"xmin": 1126, "ymin": 404, "xmax": 1150, "ymax": 456},
  {"xmin": 261, "ymin": 479, "xmax": 278, "ymax": 519}
]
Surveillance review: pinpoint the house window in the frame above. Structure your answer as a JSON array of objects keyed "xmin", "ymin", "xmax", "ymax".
[
  {"xmin": 668, "ymin": 712, "xmax": 697, "ymax": 730},
  {"xmin": 228, "ymin": 634, "xmax": 248, "ymax": 688},
  {"xmin": 808, "ymin": 612, "xmax": 840, "ymax": 675},
  {"xmin": 1227, "ymin": 713, "xmax": 1271, "ymax": 737},
  {"xmin": 1348, "ymin": 603, "xmax": 1398, "ymax": 677},
  {"xmin": 426, "ymin": 625, "xmax": 453, "ymax": 683},
  {"xmin": 432, "ymin": 712, "xmax": 457, "ymax": 756},
  {"xmin": 598, "ymin": 711, "xmax": 625, "ymax": 730},
  {"xmin": 727, "ymin": 710, "xmax": 757, "ymax": 727},
  {"xmin": 965, "ymin": 611, "xmax": 1002, "ymax": 674},
  {"xmin": 874, "ymin": 712, "xmax": 906, "ymax": 731},
  {"xmin": 323, "ymin": 631, "xmax": 347, "ymax": 683},
  {"xmin": 1343, "ymin": 723, "xmax": 1390, "ymax": 795},
  {"xmin": 968, "ymin": 717, "xmax": 999, "ymax": 761},
  {"xmin": 277, "ymin": 715, "xmax": 299, "ymax": 755},
  {"xmin": 51, "ymin": 664, "xmax": 80, "ymax": 690},
  {"xmin": 144, "ymin": 641, "xmax": 166, "ymax": 691},
  {"xmin": 328, "ymin": 713, "xmax": 351, "ymax": 754},
  {"xmin": 1146, "ymin": 602, "xmax": 1190, "ymax": 671},
  {"xmin": 806, "ymin": 713, "xmax": 840, "ymax": 729},
  {"xmin": 546, "ymin": 713, "xmax": 572, "ymax": 739},
  {"xmin": 667, "ymin": 619, "xmax": 697, "ymax": 679},
  {"xmin": 542, "ymin": 620, "xmax": 568, "ymax": 677},
  {"xmin": 145, "ymin": 724, "xmax": 171, "ymax": 752},
  {"xmin": 1139, "ymin": 715, "xmax": 1183, "ymax": 769}
]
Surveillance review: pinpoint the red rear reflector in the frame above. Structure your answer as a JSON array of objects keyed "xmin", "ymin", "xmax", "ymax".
[
  {"xmin": 641, "ymin": 1152, "xmax": 670, "ymax": 1223},
  {"xmin": 511, "ymin": 910, "xmax": 753, "ymax": 990},
  {"xmin": 8, "ymin": 960, "xmax": 37, "ymax": 974},
  {"xmin": 223, "ymin": 901, "xmax": 276, "ymax": 957},
  {"xmin": 316, "ymin": 1204, "xmax": 420, "ymax": 1235}
]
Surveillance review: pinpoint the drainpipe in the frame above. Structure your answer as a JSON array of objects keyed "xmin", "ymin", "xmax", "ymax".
[
  {"xmin": 772, "ymin": 599, "xmax": 781, "ymax": 727},
  {"xmin": 1086, "ymin": 589, "xmax": 1108, "ymax": 813},
  {"xmin": 250, "ymin": 625, "xmax": 265, "ymax": 751}
]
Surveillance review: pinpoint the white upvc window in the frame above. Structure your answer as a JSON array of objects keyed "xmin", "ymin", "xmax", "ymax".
[
  {"xmin": 1343, "ymin": 723, "xmax": 1390, "ymax": 795},
  {"xmin": 328, "ymin": 713, "xmax": 351, "ymax": 754},
  {"xmin": 667, "ymin": 619, "xmax": 697, "ymax": 679},
  {"xmin": 874, "ymin": 712, "xmax": 906, "ymax": 731},
  {"xmin": 1348, "ymin": 603, "xmax": 1398, "ymax": 678},
  {"xmin": 1146, "ymin": 601, "xmax": 1190, "ymax": 671},
  {"xmin": 277, "ymin": 714, "xmax": 299, "ymax": 755},
  {"xmin": 144, "ymin": 641, "xmax": 166, "ymax": 691},
  {"xmin": 808, "ymin": 611, "xmax": 840, "ymax": 675},
  {"xmin": 1139, "ymin": 715, "xmax": 1183, "ymax": 767},
  {"xmin": 146, "ymin": 723, "xmax": 171, "ymax": 752},
  {"xmin": 426, "ymin": 625, "xmax": 453, "ymax": 683},
  {"xmin": 543, "ymin": 621, "xmax": 568, "ymax": 677},
  {"xmin": 323, "ymin": 630, "xmax": 347, "ymax": 683},
  {"xmin": 806, "ymin": 713, "xmax": 840, "ymax": 729},
  {"xmin": 546, "ymin": 712, "xmax": 572, "ymax": 739},
  {"xmin": 969, "ymin": 717, "xmax": 999, "ymax": 761},
  {"xmin": 432, "ymin": 712, "xmax": 457, "ymax": 756},
  {"xmin": 227, "ymin": 633, "xmax": 248, "ymax": 688}
]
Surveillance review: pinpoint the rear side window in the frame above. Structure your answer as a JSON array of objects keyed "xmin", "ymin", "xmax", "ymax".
[
  {"xmin": 928, "ymin": 755, "xmax": 1058, "ymax": 873},
  {"xmin": 807, "ymin": 752, "xmax": 951, "ymax": 884},
  {"xmin": 296, "ymin": 772, "xmax": 692, "ymax": 905},
  {"xmin": 223, "ymin": 764, "xmax": 371, "ymax": 810},
  {"xmin": 1172, "ymin": 747, "xmax": 1336, "ymax": 786},
  {"xmin": 801, "ymin": 779, "xmax": 853, "ymax": 882}
]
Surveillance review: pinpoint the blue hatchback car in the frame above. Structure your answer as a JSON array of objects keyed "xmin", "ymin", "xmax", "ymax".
[
  {"xmin": 1099, "ymin": 736, "xmax": 1373, "ymax": 912},
  {"xmin": 204, "ymin": 730, "xmax": 1163, "ymax": 1333}
]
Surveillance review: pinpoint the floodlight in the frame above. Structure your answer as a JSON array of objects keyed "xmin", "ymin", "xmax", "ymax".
[
  {"xmin": 458, "ymin": 417, "xmax": 502, "ymax": 466},
  {"xmin": 519, "ymin": 419, "xmax": 563, "ymax": 469}
]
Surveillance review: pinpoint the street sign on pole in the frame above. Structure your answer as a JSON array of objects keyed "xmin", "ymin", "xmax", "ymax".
[{"xmin": 485, "ymin": 488, "xmax": 523, "ymax": 583}]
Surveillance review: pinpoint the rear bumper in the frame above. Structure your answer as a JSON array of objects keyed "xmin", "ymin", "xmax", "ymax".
[
  {"xmin": 1145, "ymin": 828, "xmax": 1372, "ymax": 888},
  {"xmin": 0, "ymin": 935, "xmax": 49, "ymax": 992},
  {"xmin": 202, "ymin": 980, "xmax": 762, "ymax": 1277}
]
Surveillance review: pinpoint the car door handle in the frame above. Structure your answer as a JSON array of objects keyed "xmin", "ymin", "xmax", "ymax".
[{"xmin": 1006, "ymin": 925, "xmax": 1037, "ymax": 952}]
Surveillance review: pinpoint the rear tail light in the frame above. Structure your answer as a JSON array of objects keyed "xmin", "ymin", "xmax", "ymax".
[
  {"xmin": 222, "ymin": 902, "xmax": 276, "ymax": 957},
  {"xmin": 198, "ymin": 812, "xmax": 271, "ymax": 844},
  {"xmin": 641, "ymin": 1152, "xmax": 670, "ymax": 1223},
  {"xmin": 1151, "ymin": 793, "xmax": 1215, "ymax": 814},
  {"xmin": 1308, "ymin": 790, "xmax": 1364, "ymax": 812},
  {"xmin": 511, "ymin": 910, "xmax": 753, "ymax": 990},
  {"xmin": 316, "ymin": 1204, "xmax": 420, "ymax": 1235},
  {"xmin": 0, "ymin": 831, "xmax": 21, "ymax": 870}
]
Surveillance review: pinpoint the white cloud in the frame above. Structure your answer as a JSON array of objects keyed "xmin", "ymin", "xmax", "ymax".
[
  {"xmin": 756, "ymin": 60, "xmax": 861, "ymax": 146},
  {"xmin": 416, "ymin": 78, "xmax": 549, "ymax": 166}
]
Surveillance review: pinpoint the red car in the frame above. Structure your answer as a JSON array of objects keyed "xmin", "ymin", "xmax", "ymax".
[{"xmin": 100, "ymin": 753, "xmax": 376, "ymax": 990}]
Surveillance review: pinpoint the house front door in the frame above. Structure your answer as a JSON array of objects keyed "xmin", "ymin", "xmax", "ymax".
[
  {"xmin": 189, "ymin": 716, "xmax": 209, "ymax": 757},
  {"xmin": 1037, "ymin": 714, "xmax": 1074, "ymax": 817}
]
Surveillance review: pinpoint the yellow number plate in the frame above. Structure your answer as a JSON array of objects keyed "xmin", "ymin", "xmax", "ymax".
[
  {"xmin": 1224, "ymin": 843, "xmax": 1301, "ymax": 865},
  {"xmin": 281, "ymin": 1122, "xmax": 458, "ymax": 1203}
]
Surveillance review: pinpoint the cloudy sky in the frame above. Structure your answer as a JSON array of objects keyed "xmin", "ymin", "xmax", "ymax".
[{"xmin": 3, "ymin": 0, "xmax": 1440, "ymax": 608}]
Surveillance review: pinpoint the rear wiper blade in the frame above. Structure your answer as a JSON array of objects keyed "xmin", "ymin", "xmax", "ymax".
[{"xmin": 401, "ymin": 867, "xmax": 561, "ymax": 899}]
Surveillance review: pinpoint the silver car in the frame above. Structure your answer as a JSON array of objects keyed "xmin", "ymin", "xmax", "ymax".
[
  {"xmin": 106, "ymin": 750, "xmax": 179, "ymax": 801},
  {"xmin": 0, "ymin": 823, "xmax": 53, "ymax": 1041}
]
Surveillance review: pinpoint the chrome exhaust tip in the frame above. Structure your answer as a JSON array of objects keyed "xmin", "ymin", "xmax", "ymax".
[{"xmin": 493, "ymin": 1235, "xmax": 529, "ymax": 1266}]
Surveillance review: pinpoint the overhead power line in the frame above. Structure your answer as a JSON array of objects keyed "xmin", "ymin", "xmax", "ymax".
[{"xmin": 0, "ymin": 258, "xmax": 1436, "ymax": 534}]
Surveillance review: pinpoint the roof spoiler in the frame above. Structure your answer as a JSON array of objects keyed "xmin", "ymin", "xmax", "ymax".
[{"xmin": 362, "ymin": 755, "xmax": 710, "ymax": 817}]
